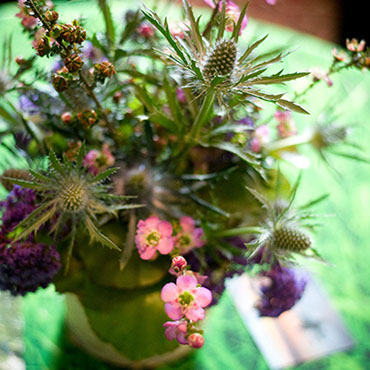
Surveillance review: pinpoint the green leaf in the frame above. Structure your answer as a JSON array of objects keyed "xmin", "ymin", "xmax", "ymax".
[
  {"xmin": 239, "ymin": 34, "xmax": 269, "ymax": 64},
  {"xmin": 13, "ymin": 204, "xmax": 57, "ymax": 241},
  {"xmin": 3, "ymin": 177, "xmax": 47, "ymax": 191},
  {"xmin": 28, "ymin": 169, "xmax": 50, "ymax": 183},
  {"xmin": 84, "ymin": 215, "xmax": 121, "ymax": 250},
  {"xmin": 89, "ymin": 167, "xmax": 119, "ymax": 183},
  {"xmin": 232, "ymin": 1, "xmax": 249, "ymax": 42},
  {"xmin": 142, "ymin": 8, "xmax": 189, "ymax": 65},
  {"xmin": 75, "ymin": 141, "xmax": 86, "ymax": 169},
  {"xmin": 182, "ymin": 0, "xmax": 204, "ymax": 54},
  {"xmin": 149, "ymin": 111, "xmax": 179, "ymax": 133},
  {"xmin": 48, "ymin": 149, "xmax": 64, "ymax": 174},
  {"xmin": 276, "ymin": 99, "xmax": 310, "ymax": 115}
]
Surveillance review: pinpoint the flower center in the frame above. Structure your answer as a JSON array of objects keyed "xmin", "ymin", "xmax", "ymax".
[
  {"xmin": 179, "ymin": 234, "xmax": 191, "ymax": 247},
  {"xmin": 179, "ymin": 291, "xmax": 194, "ymax": 306},
  {"xmin": 146, "ymin": 231, "xmax": 160, "ymax": 246}
]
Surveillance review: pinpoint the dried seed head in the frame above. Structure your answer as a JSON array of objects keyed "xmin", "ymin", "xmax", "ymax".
[
  {"xmin": 272, "ymin": 226, "xmax": 312, "ymax": 252},
  {"xmin": 202, "ymin": 39, "xmax": 237, "ymax": 81}
]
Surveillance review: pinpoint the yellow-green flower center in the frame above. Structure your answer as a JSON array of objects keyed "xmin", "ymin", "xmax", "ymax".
[{"xmin": 179, "ymin": 291, "xmax": 194, "ymax": 306}]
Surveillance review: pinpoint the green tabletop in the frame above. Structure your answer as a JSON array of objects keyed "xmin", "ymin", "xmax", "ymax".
[{"xmin": 0, "ymin": 1, "xmax": 370, "ymax": 369}]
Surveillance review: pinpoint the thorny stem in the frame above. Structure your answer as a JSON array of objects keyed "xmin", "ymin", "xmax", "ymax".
[{"xmin": 26, "ymin": 0, "xmax": 117, "ymax": 140}]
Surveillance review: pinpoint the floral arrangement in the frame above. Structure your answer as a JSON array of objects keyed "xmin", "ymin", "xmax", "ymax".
[{"xmin": 0, "ymin": 0, "xmax": 368, "ymax": 358}]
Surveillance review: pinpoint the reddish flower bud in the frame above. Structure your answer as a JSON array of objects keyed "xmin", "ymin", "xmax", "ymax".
[
  {"xmin": 187, "ymin": 333, "xmax": 205, "ymax": 349},
  {"xmin": 64, "ymin": 54, "xmax": 83, "ymax": 72},
  {"xmin": 44, "ymin": 10, "xmax": 59, "ymax": 23},
  {"xmin": 61, "ymin": 23, "xmax": 77, "ymax": 43},
  {"xmin": 77, "ymin": 109, "xmax": 98, "ymax": 128},
  {"xmin": 50, "ymin": 24, "xmax": 63, "ymax": 38},
  {"xmin": 61, "ymin": 112, "xmax": 72, "ymax": 124},
  {"xmin": 171, "ymin": 256, "xmax": 187, "ymax": 274},
  {"xmin": 75, "ymin": 27, "xmax": 87, "ymax": 44},
  {"xmin": 51, "ymin": 74, "xmax": 69, "ymax": 92},
  {"xmin": 15, "ymin": 57, "xmax": 27, "ymax": 66},
  {"xmin": 113, "ymin": 91, "xmax": 123, "ymax": 104},
  {"xmin": 36, "ymin": 36, "xmax": 51, "ymax": 57}
]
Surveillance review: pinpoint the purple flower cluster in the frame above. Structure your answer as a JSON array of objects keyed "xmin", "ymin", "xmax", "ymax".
[
  {"xmin": 257, "ymin": 264, "xmax": 308, "ymax": 317},
  {"xmin": 0, "ymin": 186, "xmax": 61, "ymax": 296},
  {"xmin": 0, "ymin": 185, "xmax": 36, "ymax": 235},
  {"xmin": 0, "ymin": 241, "xmax": 61, "ymax": 296}
]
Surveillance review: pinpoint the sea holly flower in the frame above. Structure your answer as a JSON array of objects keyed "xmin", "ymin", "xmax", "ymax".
[
  {"xmin": 163, "ymin": 320, "xmax": 188, "ymax": 345},
  {"xmin": 83, "ymin": 144, "xmax": 115, "ymax": 176},
  {"xmin": 174, "ymin": 217, "xmax": 205, "ymax": 254},
  {"xmin": 161, "ymin": 274, "xmax": 212, "ymax": 322},
  {"xmin": 135, "ymin": 216, "xmax": 174, "ymax": 260},
  {"xmin": 187, "ymin": 333, "xmax": 205, "ymax": 348}
]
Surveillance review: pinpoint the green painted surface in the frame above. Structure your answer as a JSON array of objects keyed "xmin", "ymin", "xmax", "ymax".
[{"xmin": 0, "ymin": 0, "xmax": 369, "ymax": 369}]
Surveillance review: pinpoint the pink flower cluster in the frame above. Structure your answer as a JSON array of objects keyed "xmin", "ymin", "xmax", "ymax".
[
  {"xmin": 251, "ymin": 125, "xmax": 270, "ymax": 153},
  {"xmin": 274, "ymin": 110, "xmax": 297, "ymax": 138},
  {"xmin": 161, "ymin": 256, "xmax": 212, "ymax": 349},
  {"xmin": 83, "ymin": 144, "xmax": 115, "ymax": 176},
  {"xmin": 135, "ymin": 216, "xmax": 205, "ymax": 260}
]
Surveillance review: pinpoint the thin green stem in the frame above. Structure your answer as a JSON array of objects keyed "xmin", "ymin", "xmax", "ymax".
[{"xmin": 215, "ymin": 226, "xmax": 263, "ymax": 238}]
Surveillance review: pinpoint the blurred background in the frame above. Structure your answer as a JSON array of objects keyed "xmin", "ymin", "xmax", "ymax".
[{"xmin": 0, "ymin": 0, "xmax": 368, "ymax": 45}]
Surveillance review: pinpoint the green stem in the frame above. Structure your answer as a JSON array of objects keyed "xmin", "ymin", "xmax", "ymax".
[
  {"xmin": 215, "ymin": 226, "xmax": 262, "ymax": 238},
  {"xmin": 264, "ymin": 132, "xmax": 313, "ymax": 154},
  {"xmin": 189, "ymin": 90, "xmax": 215, "ymax": 142}
]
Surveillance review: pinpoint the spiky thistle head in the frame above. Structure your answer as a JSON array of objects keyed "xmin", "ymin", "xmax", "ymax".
[
  {"xmin": 4, "ymin": 143, "xmax": 140, "ymax": 254},
  {"xmin": 202, "ymin": 39, "xmax": 237, "ymax": 82},
  {"xmin": 245, "ymin": 176, "xmax": 325, "ymax": 264},
  {"xmin": 142, "ymin": 1, "xmax": 309, "ymax": 113}
]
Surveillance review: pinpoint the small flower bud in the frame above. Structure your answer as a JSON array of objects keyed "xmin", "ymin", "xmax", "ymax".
[
  {"xmin": 137, "ymin": 23, "xmax": 155, "ymax": 38},
  {"xmin": 187, "ymin": 333, "xmax": 205, "ymax": 349},
  {"xmin": 52, "ymin": 74, "xmax": 69, "ymax": 92},
  {"xmin": 36, "ymin": 36, "xmax": 51, "ymax": 57},
  {"xmin": 171, "ymin": 256, "xmax": 187, "ymax": 274},
  {"xmin": 75, "ymin": 27, "xmax": 87, "ymax": 44},
  {"xmin": 113, "ymin": 91, "xmax": 123, "ymax": 104},
  {"xmin": 50, "ymin": 24, "xmax": 63, "ymax": 38},
  {"xmin": 61, "ymin": 112, "xmax": 73, "ymax": 124},
  {"xmin": 44, "ymin": 10, "xmax": 59, "ymax": 23},
  {"xmin": 15, "ymin": 57, "xmax": 27, "ymax": 66},
  {"xmin": 61, "ymin": 23, "xmax": 77, "ymax": 43},
  {"xmin": 77, "ymin": 109, "xmax": 98, "ymax": 128},
  {"xmin": 64, "ymin": 54, "xmax": 83, "ymax": 72}
]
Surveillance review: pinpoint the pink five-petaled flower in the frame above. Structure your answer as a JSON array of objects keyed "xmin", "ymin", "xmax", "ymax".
[
  {"xmin": 161, "ymin": 275, "xmax": 212, "ymax": 322},
  {"xmin": 203, "ymin": 0, "xmax": 247, "ymax": 34},
  {"xmin": 163, "ymin": 320, "xmax": 188, "ymax": 345},
  {"xmin": 135, "ymin": 216, "xmax": 174, "ymax": 260},
  {"xmin": 174, "ymin": 216, "xmax": 205, "ymax": 255},
  {"xmin": 187, "ymin": 333, "xmax": 205, "ymax": 349}
]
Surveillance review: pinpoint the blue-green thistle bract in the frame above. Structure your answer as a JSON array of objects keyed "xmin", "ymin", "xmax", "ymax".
[{"xmin": 4, "ymin": 143, "xmax": 140, "ymax": 255}]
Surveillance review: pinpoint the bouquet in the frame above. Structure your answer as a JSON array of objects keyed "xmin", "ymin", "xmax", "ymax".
[{"xmin": 0, "ymin": 0, "xmax": 368, "ymax": 364}]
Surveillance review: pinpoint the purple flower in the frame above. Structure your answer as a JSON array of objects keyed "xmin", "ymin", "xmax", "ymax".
[
  {"xmin": 19, "ymin": 95, "xmax": 40, "ymax": 116},
  {"xmin": 0, "ymin": 241, "xmax": 61, "ymax": 296},
  {"xmin": 257, "ymin": 264, "xmax": 308, "ymax": 317},
  {"xmin": 0, "ymin": 186, "xmax": 37, "ymax": 235}
]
